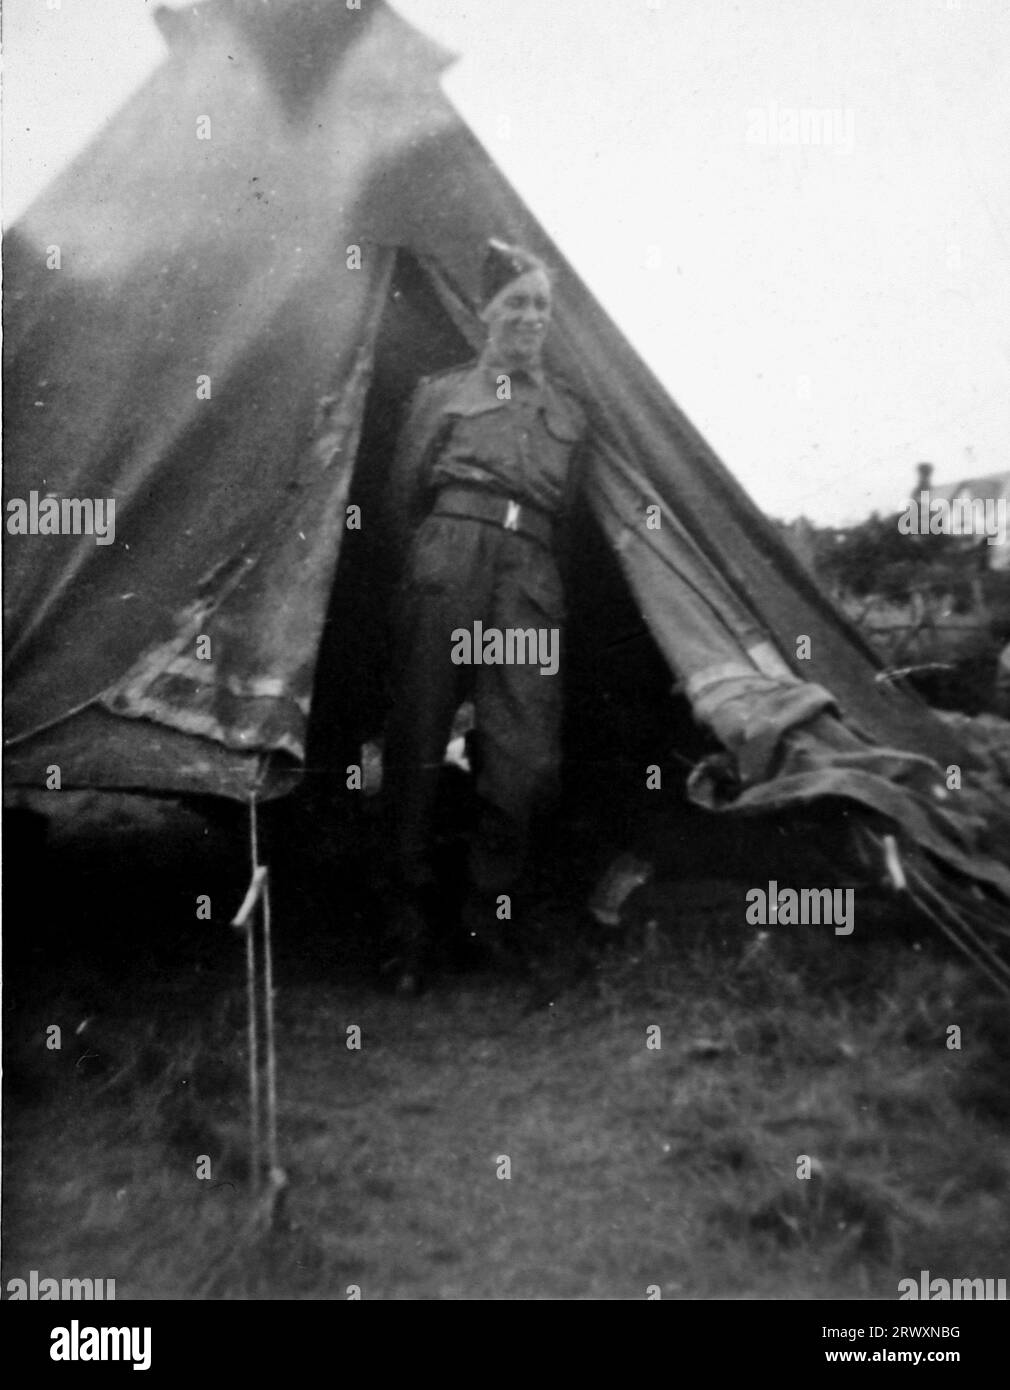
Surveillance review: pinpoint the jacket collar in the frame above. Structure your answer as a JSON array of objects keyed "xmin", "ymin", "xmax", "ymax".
[
  {"xmin": 441, "ymin": 352, "xmax": 548, "ymax": 415},
  {"xmin": 477, "ymin": 344, "xmax": 546, "ymax": 390}
]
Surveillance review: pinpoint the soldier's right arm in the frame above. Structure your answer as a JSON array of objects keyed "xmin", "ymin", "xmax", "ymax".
[{"xmin": 387, "ymin": 377, "xmax": 454, "ymax": 554}]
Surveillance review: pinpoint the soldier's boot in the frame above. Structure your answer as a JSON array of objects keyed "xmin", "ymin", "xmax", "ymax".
[{"xmin": 379, "ymin": 876, "xmax": 449, "ymax": 996}]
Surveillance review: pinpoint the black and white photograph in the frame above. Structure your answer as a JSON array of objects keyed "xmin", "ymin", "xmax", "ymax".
[{"xmin": 2, "ymin": 0, "xmax": 1009, "ymax": 1344}]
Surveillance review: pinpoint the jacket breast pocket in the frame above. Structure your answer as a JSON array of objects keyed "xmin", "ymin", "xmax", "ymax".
[
  {"xmin": 445, "ymin": 406, "xmax": 512, "ymax": 467},
  {"xmin": 535, "ymin": 406, "xmax": 584, "ymax": 499}
]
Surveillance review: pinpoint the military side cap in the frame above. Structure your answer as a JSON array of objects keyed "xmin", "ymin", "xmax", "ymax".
[{"xmin": 480, "ymin": 239, "xmax": 546, "ymax": 308}]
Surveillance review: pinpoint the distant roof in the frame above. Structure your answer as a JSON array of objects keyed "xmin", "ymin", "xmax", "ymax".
[{"xmin": 929, "ymin": 471, "xmax": 1010, "ymax": 503}]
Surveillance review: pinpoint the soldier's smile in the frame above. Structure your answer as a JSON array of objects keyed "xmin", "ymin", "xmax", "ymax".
[{"xmin": 482, "ymin": 267, "xmax": 553, "ymax": 366}]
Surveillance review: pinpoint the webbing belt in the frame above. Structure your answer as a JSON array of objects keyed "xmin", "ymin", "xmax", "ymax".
[{"xmin": 432, "ymin": 485, "xmax": 556, "ymax": 548}]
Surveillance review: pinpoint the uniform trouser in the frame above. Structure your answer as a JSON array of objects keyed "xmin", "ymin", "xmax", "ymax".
[{"xmin": 384, "ymin": 511, "xmax": 565, "ymax": 904}]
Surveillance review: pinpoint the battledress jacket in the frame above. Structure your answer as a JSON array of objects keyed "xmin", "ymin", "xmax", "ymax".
[{"xmin": 387, "ymin": 356, "xmax": 593, "ymax": 573}]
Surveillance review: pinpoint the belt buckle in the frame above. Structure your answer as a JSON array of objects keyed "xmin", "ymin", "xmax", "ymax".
[{"xmin": 503, "ymin": 498, "xmax": 521, "ymax": 531}]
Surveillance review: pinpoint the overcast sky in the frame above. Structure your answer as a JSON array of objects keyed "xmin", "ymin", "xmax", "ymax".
[{"xmin": 4, "ymin": 0, "xmax": 1008, "ymax": 525}]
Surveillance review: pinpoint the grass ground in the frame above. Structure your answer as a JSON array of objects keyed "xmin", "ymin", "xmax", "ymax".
[{"xmin": 4, "ymin": 862, "xmax": 1008, "ymax": 1301}]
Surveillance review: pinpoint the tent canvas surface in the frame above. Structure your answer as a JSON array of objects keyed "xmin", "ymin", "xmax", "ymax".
[{"xmin": 4, "ymin": 0, "xmax": 1010, "ymax": 970}]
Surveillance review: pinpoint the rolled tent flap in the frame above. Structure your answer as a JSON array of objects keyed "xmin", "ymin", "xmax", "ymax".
[
  {"xmin": 688, "ymin": 695, "xmax": 1010, "ymax": 880},
  {"xmin": 584, "ymin": 421, "xmax": 1010, "ymax": 917}
]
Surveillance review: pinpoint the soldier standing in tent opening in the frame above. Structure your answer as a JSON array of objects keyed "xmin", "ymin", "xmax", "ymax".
[{"xmin": 382, "ymin": 239, "xmax": 591, "ymax": 987}]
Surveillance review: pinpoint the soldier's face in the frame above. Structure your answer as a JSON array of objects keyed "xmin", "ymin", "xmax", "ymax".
[{"xmin": 482, "ymin": 268, "xmax": 552, "ymax": 367}]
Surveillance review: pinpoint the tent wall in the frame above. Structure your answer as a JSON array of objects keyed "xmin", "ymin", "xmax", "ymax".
[{"xmin": 4, "ymin": 2, "xmax": 454, "ymax": 796}]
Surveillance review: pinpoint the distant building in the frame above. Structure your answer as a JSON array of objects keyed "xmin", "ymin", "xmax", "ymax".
[{"xmin": 912, "ymin": 462, "xmax": 1010, "ymax": 571}]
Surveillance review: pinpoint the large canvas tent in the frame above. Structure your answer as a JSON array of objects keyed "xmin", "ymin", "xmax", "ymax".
[{"xmin": 5, "ymin": 1, "xmax": 1009, "ymax": 973}]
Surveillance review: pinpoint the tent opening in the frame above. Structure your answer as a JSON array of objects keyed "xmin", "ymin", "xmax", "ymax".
[{"xmin": 303, "ymin": 248, "xmax": 716, "ymax": 879}]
